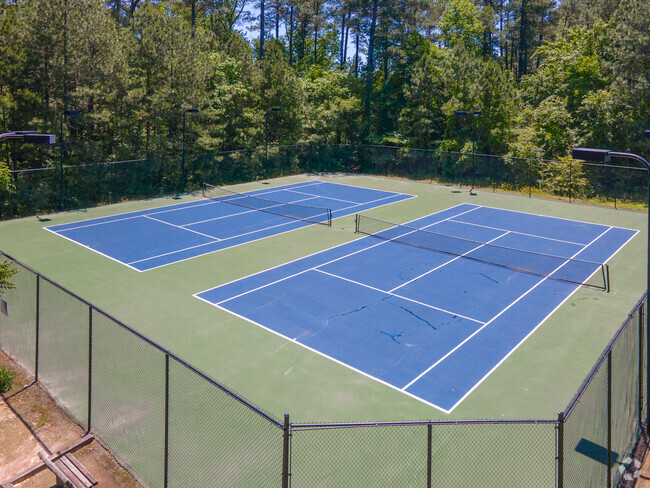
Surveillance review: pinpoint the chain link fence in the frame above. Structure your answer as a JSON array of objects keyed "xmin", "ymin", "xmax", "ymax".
[
  {"xmin": 0, "ymin": 257, "xmax": 648, "ymax": 486},
  {"xmin": 3, "ymin": 143, "xmax": 645, "ymax": 220}
]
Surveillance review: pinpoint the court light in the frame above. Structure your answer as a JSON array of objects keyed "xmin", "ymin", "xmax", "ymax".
[
  {"xmin": 0, "ymin": 131, "xmax": 56, "ymax": 144},
  {"xmin": 573, "ymin": 146, "xmax": 650, "ymax": 426}
]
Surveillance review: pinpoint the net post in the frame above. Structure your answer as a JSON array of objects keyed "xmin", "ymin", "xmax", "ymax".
[
  {"xmin": 427, "ymin": 423, "xmax": 432, "ymax": 488},
  {"xmin": 282, "ymin": 412, "xmax": 291, "ymax": 488},
  {"xmin": 86, "ymin": 306, "xmax": 93, "ymax": 434},
  {"xmin": 354, "ymin": 214, "xmax": 359, "ymax": 234},
  {"xmin": 607, "ymin": 349, "xmax": 612, "ymax": 487},
  {"xmin": 605, "ymin": 264, "xmax": 610, "ymax": 293},
  {"xmin": 557, "ymin": 411, "xmax": 564, "ymax": 488},
  {"xmin": 328, "ymin": 208, "xmax": 332, "ymax": 227},
  {"xmin": 34, "ymin": 274, "xmax": 40, "ymax": 381}
]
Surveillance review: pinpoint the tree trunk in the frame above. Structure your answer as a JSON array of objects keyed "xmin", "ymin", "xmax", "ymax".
[
  {"xmin": 364, "ymin": 0, "xmax": 378, "ymax": 139},
  {"xmin": 260, "ymin": 0, "xmax": 266, "ymax": 60},
  {"xmin": 289, "ymin": 3, "xmax": 294, "ymax": 65}
]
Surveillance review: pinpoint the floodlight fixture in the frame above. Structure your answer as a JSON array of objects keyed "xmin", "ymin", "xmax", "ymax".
[
  {"xmin": 0, "ymin": 131, "xmax": 56, "ymax": 144},
  {"xmin": 572, "ymin": 148, "xmax": 612, "ymax": 163}
]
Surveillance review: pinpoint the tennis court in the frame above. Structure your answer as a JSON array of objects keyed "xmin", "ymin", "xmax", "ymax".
[
  {"xmin": 196, "ymin": 203, "xmax": 637, "ymax": 413},
  {"xmin": 45, "ymin": 180, "xmax": 412, "ymax": 271}
]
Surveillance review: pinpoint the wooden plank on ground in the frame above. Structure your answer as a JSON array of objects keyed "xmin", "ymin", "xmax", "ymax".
[
  {"xmin": 7, "ymin": 434, "xmax": 95, "ymax": 484},
  {"xmin": 58, "ymin": 457, "xmax": 92, "ymax": 488},
  {"xmin": 65, "ymin": 453, "xmax": 98, "ymax": 486},
  {"xmin": 37, "ymin": 451, "xmax": 72, "ymax": 487}
]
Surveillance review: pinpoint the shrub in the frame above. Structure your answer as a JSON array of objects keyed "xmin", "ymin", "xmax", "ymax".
[{"xmin": 0, "ymin": 366, "xmax": 14, "ymax": 394}]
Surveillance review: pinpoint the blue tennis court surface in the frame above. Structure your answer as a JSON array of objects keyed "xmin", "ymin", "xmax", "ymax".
[
  {"xmin": 46, "ymin": 181, "xmax": 412, "ymax": 271},
  {"xmin": 195, "ymin": 204, "xmax": 637, "ymax": 413}
]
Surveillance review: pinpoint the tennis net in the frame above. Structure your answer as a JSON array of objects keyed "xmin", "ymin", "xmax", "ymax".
[
  {"xmin": 355, "ymin": 214, "xmax": 610, "ymax": 291},
  {"xmin": 203, "ymin": 183, "xmax": 332, "ymax": 226}
]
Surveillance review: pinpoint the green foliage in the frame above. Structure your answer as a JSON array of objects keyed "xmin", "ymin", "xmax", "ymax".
[
  {"xmin": 0, "ymin": 0, "xmax": 646, "ymax": 216},
  {"xmin": 0, "ymin": 366, "xmax": 14, "ymax": 394},
  {"xmin": 439, "ymin": 0, "xmax": 484, "ymax": 54}
]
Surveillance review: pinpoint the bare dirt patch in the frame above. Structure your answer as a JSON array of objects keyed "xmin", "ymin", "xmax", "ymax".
[{"xmin": 0, "ymin": 350, "xmax": 142, "ymax": 488}]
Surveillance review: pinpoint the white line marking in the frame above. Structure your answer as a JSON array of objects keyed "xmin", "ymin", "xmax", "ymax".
[
  {"xmin": 128, "ymin": 218, "xmax": 299, "ymax": 265},
  {"xmin": 212, "ymin": 205, "xmax": 481, "ymax": 304},
  {"xmin": 143, "ymin": 215, "xmax": 220, "ymax": 240},
  {"xmin": 388, "ymin": 231, "xmax": 511, "ymax": 293},
  {"xmin": 447, "ymin": 218, "xmax": 588, "ymax": 247},
  {"xmin": 192, "ymin": 295, "xmax": 451, "ymax": 414},
  {"xmin": 401, "ymin": 225, "xmax": 614, "ymax": 393},
  {"xmin": 314, "ymin": 269, "xmax": 485, "ymax": 324},
  {"xmin": 285, "ymin": 188, "xmax": 363, "ymax": 205},
  {"xmin": 43, "ymin": 227, "xmax": 143, "ymax": 272}
]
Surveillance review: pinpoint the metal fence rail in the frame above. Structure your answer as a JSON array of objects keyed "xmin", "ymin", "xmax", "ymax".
[
  {"xmin": 2, "ymin": 144, "xmax": 647, "ymax": 220},
  {"xmin": 0, "ymin": 264, "xmax": 647, "ymax": 487}
]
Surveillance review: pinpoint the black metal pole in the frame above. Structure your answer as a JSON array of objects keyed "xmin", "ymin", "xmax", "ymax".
[
  {"xmin": 59, "ymin": 114, "xmax": 64, "ymax": 209},
  {"xmin": 164, "ymin": 354, "xmax": 170, "ymax": 488},
  {"xmin": 607, "ymin": 350, "xmax": 612, "ymax": 487},
  {"xmin": 180, "ymin": 112, "xmax": 187, "ymax": 193},
  {"xmin": 282, "ymin": 412, "xmax": 290, "ymax": 488},
  {"xmin": 427, "ymin": 424, "xmax": 432, "ymax": 488},
  {"xmin": 639, "ymin": 302, "xmax": 644, "ymax": 429},
  {"xmin": 87, "ymin": 306, "xmax": 92, "ymax": 433},
  {"xmin": 34, "ymin": 275, "xmax": 40, "ymax": 380},
  {"xmin": 557, "ymin": 411, "xmax": 564, "ymax": 488}
]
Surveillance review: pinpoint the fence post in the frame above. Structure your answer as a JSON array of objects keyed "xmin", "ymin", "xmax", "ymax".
[
  {"xmin": 568, "ymin": 161, "xmax": 573, "ymax": 203},
  {"xmin": 87, "ymin": 306, "xmax": 92, "ymax": 433},
  {"xmin": 34, "ymin": 274, "xmax": 40, "ymax": 381},
  {"xmin": 427, "ymin": 424, "xmax": 432, "ymax": 488},
  {"xmin": 282, "ymin": 413, "xmax": 290, "ymax": 488},
  {"xmin": 557, "ymin": 411, "xmax": 564, "ymax": 488},
  {"xmin": 607, "ymin": 350, "xmax": 612, "ymax": 487},
  {"xmin": 164, "ymin": 354, "xmax": 170, "ymax": 488},
  {"xmin": 640, "ymin": 302, "xmax": 645, "ymax": 429}
]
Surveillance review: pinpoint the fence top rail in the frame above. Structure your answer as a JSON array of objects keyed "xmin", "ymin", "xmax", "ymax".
[
  {"xmin": 291, "ymin": 418, "xmax": 559, "ymax": 431},
  {"xmin": 356, "ymin": 145, "xmax": 648, "ymax": 171},
  {"xmin": 8, "ymin": 145, "xmax": 648, "ymax": 174},
  {"xmin": 563, "ymin": 292, "xmax": 647, "ymax": 420},
  {"xmin": 0, "ymin": 250, "xmax": 284, "ymax": 430}
]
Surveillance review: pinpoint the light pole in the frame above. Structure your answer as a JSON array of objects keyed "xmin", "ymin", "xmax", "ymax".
[
  {"xmin": 180, "ymin": 108, "xmax": 199, "ymax": 193},
  {"xmin": 454, "ymin": 110, "xmax": 481, "ymax": 194},
  {"xmin": 60, "ymin": 110, "xmax": 79, "ymax": 209},
  {"xmin": 573, "ymin": 146, "xmax": 650, "ymax": 376},
  {"xmin": 265, "ymin": 107, "xmax": 281, "ymax": 160}
]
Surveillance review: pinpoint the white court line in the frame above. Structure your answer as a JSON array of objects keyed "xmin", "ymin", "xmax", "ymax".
[
  {"xmin": 401, "ymin": 225, "xmax": 614, "ymax": 393},
  {"xmin": 192, "ymin": 296, "xmax": 452, "ymax": 414},
  {"xmin": 446, "ymin": 218, "xmax": 592, "ymax": 247},
  {"xmin": 180, "ymin": 194, "xmax": 323, "ymax": 228},
  {"xmin": 128, "ymin": 217, "xmax": 300, "ymax": 265},
  {"xmin": 212, "ymin": 205, "xmax": 482, "ymax": 305},
  {"xmin": 388, "ymin": 231, "xmax": 511, "ymax": 293},
  {"xmin": 315, "ymin": 268, "xmax": 485, "ymax": 325},
  {"xmin": 331, "ymin": 193, "xmax": 414, "ymax": 215},
  {"xmin": 43, "ymin": 227, "xmax": 142, "ymax": 271},
  {"xmin": 192, "ymin": 203, "xmax": 474, "ymax": 297},
  {"xmin": 143, "ymin": 215, "xmax": 221, "ymax": 241},
  {"xmin": 285, "ymin": 188, "xmax": 363, "ymax": 205},
  {"xmin": 47, "ymin": 180, "xmax": 324, "ymax": 232}
]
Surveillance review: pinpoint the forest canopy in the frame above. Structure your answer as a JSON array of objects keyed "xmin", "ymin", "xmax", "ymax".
[{"xmin": 0, "ymin": 0, "xmax": 648, "ymax": 169}]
